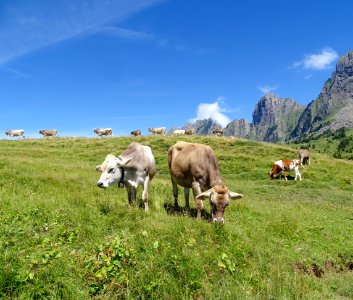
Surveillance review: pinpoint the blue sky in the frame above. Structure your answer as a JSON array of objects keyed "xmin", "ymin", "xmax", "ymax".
[{"xmin": 1, "ymin": 0, "xmax": 352, "ymax": 138}]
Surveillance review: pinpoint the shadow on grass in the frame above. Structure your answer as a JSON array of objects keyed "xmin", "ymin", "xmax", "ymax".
[
  {"xmin": 271, "ymin": 174, "xmax": 297, "ymax": 180},
  {"xmin": 163, "ymin": 201, "xmax": 212, "ymax": 222}
]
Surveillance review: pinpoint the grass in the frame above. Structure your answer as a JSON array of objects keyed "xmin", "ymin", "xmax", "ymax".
[{"xmin": 1, "ymin": 135, "xmax": 353, "ymax": 299}]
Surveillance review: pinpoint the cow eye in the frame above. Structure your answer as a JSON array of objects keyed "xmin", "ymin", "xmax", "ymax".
[{"xmin": 108, "ymin": 167, "xmax": 115, "ymax": 173}]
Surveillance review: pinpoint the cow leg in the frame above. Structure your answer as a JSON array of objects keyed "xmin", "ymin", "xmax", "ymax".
[
  {"xmin": 192, "ymin": 182, "xmax": 203, "ymax": 220},
  {"xmin": 172, "ymin": 179, "xmax": 179, "ymax": 208},
  {"xmin": 126, "ymin": 185, "xmax": 137, "ymax": 205},
  {"xmin": 184, "ymin": 188, "xmax": 190, "ymax": 210},
  {"xmin": 294, "ymin": 167, "xmax": 302, "ymax": 181},
  {"xmin": 142, "ymin": 176, "xmax": 150, "ymax": 211}
]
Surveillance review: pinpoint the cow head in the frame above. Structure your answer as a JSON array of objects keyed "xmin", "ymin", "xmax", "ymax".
[
  {"xmin": 196, "ymin": 185, "xmax": 243, "ymax": 224},
  {"xmin": 96, "ymin": 154, "xmax": 132, "ymax": 188}
]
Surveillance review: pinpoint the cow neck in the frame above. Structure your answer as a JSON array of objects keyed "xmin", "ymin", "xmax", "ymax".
[
  {"xmin": 209, "ymin": 171, "xmax": 223, "ymax": 188},
  {"xmin": 118, "ymin": 167, "xmax": 125, "ymax": 187}
]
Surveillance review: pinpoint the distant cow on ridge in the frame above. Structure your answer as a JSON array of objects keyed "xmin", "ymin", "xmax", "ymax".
[
  {"xmin": 5, "ymin": 129, "xmax": 25, "ymax": 138},
  {"xmin": 148, "ymin": 127, "xmax": 166, "ymax": 135},
  {"xmin": 39, "ymin": 129, "xmax": 57, "ymax": 137},
  {"xmin": 94, "ymin": 128, "xmax": 113, "ymax": 137},
  {"xmin": 212, "ymin": 128, "xmax": 224, "ymax": 136},
  {"xmin": 131, "ymin": 129, "xmax": 141, "ymax": 136},
  {"xmin": 168, "ymin": 141, "xmax": 243, "ymax": 224}
]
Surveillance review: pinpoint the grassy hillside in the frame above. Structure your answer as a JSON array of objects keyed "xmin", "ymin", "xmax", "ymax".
[{"xmin": 1, "ymin": 136, "xmax": 353, "ymax": 299}]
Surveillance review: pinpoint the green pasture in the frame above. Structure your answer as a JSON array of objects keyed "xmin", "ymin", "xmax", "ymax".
[{"xmin": 1, "ymin": 136, "xmax": 353, "ymax": 299}]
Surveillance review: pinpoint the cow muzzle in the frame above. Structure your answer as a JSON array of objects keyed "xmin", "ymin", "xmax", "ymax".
[
  {"xmin": 97, "ymin": 182, "xmax": 105, "ymax": 188},
  {"xmin": 213, "ymin": 217, "xmax": 225, "ymax": 224}
]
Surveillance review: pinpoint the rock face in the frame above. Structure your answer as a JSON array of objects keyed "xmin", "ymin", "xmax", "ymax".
[
  {"xmin": 252, "ymin": 94, "xmax": 305, "ymax": 142},
  {"xmin": 291, "ymin": 51, "xmax": 353, "ymax": 139},
  {"xmin": 224, "ymin": 118, "xmax": 252, "ymax": 138}
]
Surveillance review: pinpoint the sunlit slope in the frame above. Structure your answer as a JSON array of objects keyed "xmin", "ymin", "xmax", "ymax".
[{"xmin": 1, "ymin": 136, "xmax": 353, "ymax": 299}]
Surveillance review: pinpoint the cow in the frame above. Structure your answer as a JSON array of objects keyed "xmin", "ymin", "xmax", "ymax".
[
  {"xmin": 185, "ymin": 128, "xmax": 195, "ymax": 135},
  {"xmin": 5, "ymin": 129, "xmax": 25, "ymax": 138},
  {"xmin": 298, "ymin": 149, "xmax": 310, "ymax": 167},
  {"xmin": 39, "ymin": 129, "xmax": 57, "ymax": 137},
  {"xmin": 131, "ymin": 129, "xmax": 141, "ymax": 136},
  {"xmin": 212, "ymin": 128, "xmax": 224, "ymax": 136},
  {"xmin": 94, "ymin": 128, "xmax": 113, "ymax": 137},
  {"xmin": 168, "ymin": 141, "xmax": 243, "ymax": 224},
  {"xmin": 173, "ymin": 129, "xmax": 185, "ymax": 135},
  {"xmin": 96, "ymin": 142, "xmax": 156, "ymax": 211},
  {"xmin": 269, "ymin": 159, "xmax": 302, "ymax": 181},
  {"xmin": 148, "ymin": 127, "xmax": 166, "ymax": 135}
]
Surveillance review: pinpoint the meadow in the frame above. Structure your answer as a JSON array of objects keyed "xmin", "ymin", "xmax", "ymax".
[{"xmin": 1, "ymin": 135, "xmax": 353, "ymax": 299}]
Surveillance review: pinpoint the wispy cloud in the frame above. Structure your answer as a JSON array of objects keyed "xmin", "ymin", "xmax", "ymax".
[
  {"xmin": 258, "ymin": 84, "xmax": 279, "ymax": 94},
  {"xmin": 190, "ymin": 98, "xmax": 234, "ymax": 127},
  {"xmin": 291, "ymin": 48, "xmax": 338, "ymax": 70},
  {"xmin": 0, "ymin": 0, "xmax": 163, "ymax": 65}
]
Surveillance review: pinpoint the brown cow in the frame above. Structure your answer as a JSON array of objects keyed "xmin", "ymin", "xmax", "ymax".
[
  {"xmin": 39, "ymin": 129, "xmax": 57, "ymax": 137},
  {"xmin": 298, "ymin": 149, "xmax": 310, "ymax": 167},
  {"xmin": 131, "ymin": 129, "xmax": 141, "ymax": 136},
  {"xmin": 168, "ymin": 141, "xmax": 243, "ymax": 223}
]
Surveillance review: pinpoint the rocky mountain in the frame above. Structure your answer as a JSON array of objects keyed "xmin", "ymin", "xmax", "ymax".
[
  {"xmin": 224, "ymin": 118, "xmax": 252, "ymax": 139},
  {"xmin": 251, "ymin": 94, "xmax": 305, "ymax": 142},
  {"xmin": 185, "ymin": 50, "xmax": 353, "ymax": 143},
  {"xmin": 291, "ymin": 51, "xmax": 353, "ymax": 139}
]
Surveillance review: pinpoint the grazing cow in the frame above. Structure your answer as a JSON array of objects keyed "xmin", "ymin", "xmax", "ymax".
[
  {"xmin": 148, "ymin": 127, "xmax": 166, "ymax": 135},
  {"xmin": 131, "ymin": 129, "xmax": 141, "ymax": 136},
  {"xmin": 212, "ymin": 128, "xmax": 224, "ymax": 136},
  {"xmin": 298, "ymin": 149, "xmax": 310, "ymax": 167},
  {"xmin": 96, "ymin": 142, "xmax": 156, "ymax": 211},
  {"xmin": 39, "ymin": 129, "xmax": 57, "ymax": 137},
  {"xmin": 269, "ymin": 159, "xmax": 302, "ymax": 181},
  {"xmin": 168, "ymin": 141, "xmax": 243, "ymax": 223},
  {"xmin": 94, "ymin": 128, "xmax": 113, "ymax": 137},
  {"xmin": 5, "ymin": 129, "xmax": 25, "ymax": 138},
  {"xmin": 185, "ymin": 128, "xmax": 195, "ymax": 135},
  {"xmin": 173, "ymin": 129, "xmax": 185, "ymax": 135}
]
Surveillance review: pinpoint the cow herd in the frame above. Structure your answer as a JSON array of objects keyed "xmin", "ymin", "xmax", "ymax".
[
  {"xmin": 3, "ymin": 127, "xmax": 226, "ymax": 138},
  {"xmin": 95, "ymin": 140, "xmax": 311, "ymax": 224}
]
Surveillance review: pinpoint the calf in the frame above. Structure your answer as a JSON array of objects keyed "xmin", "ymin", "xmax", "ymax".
[
  {"xmin": 269, "ymin": 159, "xmax": 302, "ymax": 181},
  {"xmin": 168, "ymin": 141, "xmax": 243, "ymax": 223},
  {"xmin": 96, "ymin": 142, "xmax": 156, "ymax": 211}
]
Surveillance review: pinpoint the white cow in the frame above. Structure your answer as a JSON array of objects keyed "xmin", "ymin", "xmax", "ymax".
[
  {"xmin": 148, "ymin": 127, "xmax": 166, "ymax": 135},
  {"xmin": 5, "ymin": 129, "xmax": 25, "ymax": 138},
  {"xmin": 173, "ymin": 129, "xmax": 185, "ymax": 135},
  {"xmin": 94, "ymin": 128, "xmax": 113, "ymax": 137},
  {"xmin": 96, "ymin": 142, "xmax": 156, "ymax": 211}
]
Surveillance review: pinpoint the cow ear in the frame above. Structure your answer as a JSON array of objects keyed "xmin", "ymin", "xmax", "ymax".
[
  {"xmin": 229, "ymin": 192, "xmax": 243, "ymax": 200},
  {"xmin": 96, "ymin": 165, "xmax": 102, "ymax": 172},
  {"xmin": 196, "ymin": 189, "xmax": 212, "ymax": 201},
  {"xmin": 116, "ymin": 156, "xmax": 132, "ymax": 167}
]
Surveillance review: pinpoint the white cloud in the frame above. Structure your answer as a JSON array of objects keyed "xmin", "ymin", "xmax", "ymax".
[
  {"xmin": 258, "ymin": 84, "xmax": 279, "ymax": 95},
  {"xmin": 0, "ymin": 0, "xmax": 163, "ymax": 65},
  {"xmin": 292, "ymin": 48, "xmax": 338, "ymax": 70},
  {"xmin": 190, "ymin": 98, "xmax": 232, "ymax": 127}
]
